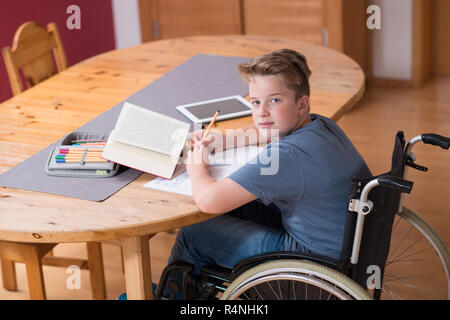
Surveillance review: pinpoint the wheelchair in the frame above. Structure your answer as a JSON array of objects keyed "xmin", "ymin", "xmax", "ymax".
[{"xmin": 155, "ymin": 131, "xmax": 450, "ymax": 300}]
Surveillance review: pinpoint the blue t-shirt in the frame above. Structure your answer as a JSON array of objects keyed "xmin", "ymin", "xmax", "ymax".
[{"xmin": 229, "ymin": 114, "xmax": 371, "ymax": 260}]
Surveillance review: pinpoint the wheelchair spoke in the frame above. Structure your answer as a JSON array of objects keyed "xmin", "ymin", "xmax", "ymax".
[
  {"xmin": 388, "ymin": 256, "xmax": 439, "ymax": 265},
  {"xmin": 277, "ymin": 280, "xmax": 282, "ymax": 300},
  {"xmin": 382, "ymin": 284, "xmax": 403, "ymax": 300},
  {"xmin": 386, "ymin": 277, "xmax": 443, "ymax": 294},
  {"xmin": 391, "ymin": 215, "xmax": 402, "ymax": 233},
  {"xmin": 241, "ymin": 292, "xmax": 251, "ymax": 300},
  {"xmin": 384, "ymin": 270, "xmax": 446, "ymax": 283},
  {"xmin": 291, "ymin": 280, "xmax": 296, "ymax": 300},
  {"xmin": 326, "ymin": 290, "xmax": 333, "ymax": 300},
  {"xmin": 266, "ymin": 281, "xmax": 280, "ymax": 300},
  {"xmin": 237, "ymin": 279, "xmax": 347, "ymax": 300},
  {"xmin": 387, "ymin": 246, "xmax": 435, "ymax": 266},
  {"xmin": 253, "ymin": 285, "xmax": 264, "ymax": 300},
  {"xmin": 388, "ymin": 237, "xmax": 429, "ymax": 264},
  {"xmin": 305, "ymin": 283, "xmax": 308, "ymax": 300},
  {"xmin": 382, "ymin": 270, "xmax": 447, "ymax": 300},
  {"xmin": 388, "ymin": 221, "xmax": 414, "ymax": 261}
]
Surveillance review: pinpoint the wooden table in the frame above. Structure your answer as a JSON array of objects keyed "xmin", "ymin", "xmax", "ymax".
[{"xmin": 0, "ymin": 35, "xmax": 365, "ymax": 299}]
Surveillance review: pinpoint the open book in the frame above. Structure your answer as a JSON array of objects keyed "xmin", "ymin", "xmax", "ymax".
[{"xmin": 101, "ymin": 102, "xmax": 190, "ymax": 179}]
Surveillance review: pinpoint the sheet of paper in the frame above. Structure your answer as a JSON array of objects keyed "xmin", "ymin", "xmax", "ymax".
[
  {"xmin": 208, "ymin": 145, "xmax": 264, "ymax": 165},
  {"xmin": 142, "ymin": 145, "xmax": 264, "ymax": 196},
  {"xmin": 142, "ymin": 164, "xmax": 240, "ymax": 197}
]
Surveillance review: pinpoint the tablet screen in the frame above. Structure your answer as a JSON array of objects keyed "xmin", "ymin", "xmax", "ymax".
[{"xmin": 186, "ymin": 98, "xmax": 251, "ymax": 119}]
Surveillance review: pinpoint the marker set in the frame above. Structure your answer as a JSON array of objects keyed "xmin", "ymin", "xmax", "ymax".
[
  {"xmin": 45, "ymin": 131, "xmax": 120, "ymax": 178},
  {"xmin": 55, "ymin": 140, "xmax": 108, "ymax": 164}
]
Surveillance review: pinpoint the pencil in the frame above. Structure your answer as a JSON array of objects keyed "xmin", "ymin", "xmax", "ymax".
[
  {"xmin": 185, "ymin": 140, "xmax": 191, "ymax": 150},
  {"xmin": 202, "ymin": 110, "xmax": 220, "ymax": 141}
]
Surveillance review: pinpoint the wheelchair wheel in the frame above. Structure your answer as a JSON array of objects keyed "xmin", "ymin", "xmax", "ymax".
[
  {"xmin": 221, "ymin": 260, "xmax": 372, "ymax": 300},
  {"xmin": 381, "ymin": 206, "xmax": 450, "ymax": 300}
]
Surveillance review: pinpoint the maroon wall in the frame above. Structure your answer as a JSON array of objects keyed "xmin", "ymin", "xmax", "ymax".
[{"xmin": 0, "ymin": 0, "xmax": 116, "ymax": 103}]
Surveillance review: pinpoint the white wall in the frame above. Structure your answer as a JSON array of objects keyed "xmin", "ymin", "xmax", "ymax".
[
  {"xmin": 371, "ymin": 0, "xmax": 412, "ymax": 80},
  {"xmin": 111, "ymin": 0, "xmax": 142, "ymax": 49}
]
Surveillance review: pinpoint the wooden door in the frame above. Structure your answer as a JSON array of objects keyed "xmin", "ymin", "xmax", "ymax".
[
  {"xmin": 242, "ymin": 0, "xmax": 324, "ymax": 44},
  {"xmin": 138, "ymin": 0, "xmax": 367, "ymax": 72},
  {"xmin": 243, "ymin": 0, "xmax": 367, "ymax": 72},
  {"xmin": 138, "ymin": 0, "xmax": 242, "ymax": 41},
  {"xmin": 322, "ymin": 0, "xmax": 368, "ymax": 74},
  {"xmin": 432, "ymin": 0, "xmax": 450, "ymax": 75},
  {"xmin": 411, "ymin": 0, "xmax": 450, "ymax": 87}
]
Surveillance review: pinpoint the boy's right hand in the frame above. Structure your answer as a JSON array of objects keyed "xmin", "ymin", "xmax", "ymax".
[{"xmin": 189, "ymin": 129, "xmax": 223, "ymax": 153}]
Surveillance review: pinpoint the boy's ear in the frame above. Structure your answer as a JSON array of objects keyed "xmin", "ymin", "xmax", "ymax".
[{"xmin": 297, "ymin": 96, "xmax": 310, "ymax": 114}]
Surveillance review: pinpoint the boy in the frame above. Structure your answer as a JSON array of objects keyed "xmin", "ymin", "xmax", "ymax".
[{"xmin": 165, "ymin": 49, "xmax": 371, "ymax": 296}]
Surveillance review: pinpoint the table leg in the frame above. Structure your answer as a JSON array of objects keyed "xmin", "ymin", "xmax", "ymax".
[
  {"xmin": 86, "ymin": 242, "xmax": 107, "ymax": 300},
  {"xmin": 1, "ymin": 259, "xmax": 17, "ymax": 291},
  {"xmin": 121, "ymin": 235, "xmax": 153, "ymax": 300},
  {"xmin": 24, "ymin": 245, "xmax": 46, "ymax": 300}
]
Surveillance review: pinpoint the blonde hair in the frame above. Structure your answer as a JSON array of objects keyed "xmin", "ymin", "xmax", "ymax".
[{"xmin": 238, "ymin": 49, "xmax": 312, "ymax": 99}]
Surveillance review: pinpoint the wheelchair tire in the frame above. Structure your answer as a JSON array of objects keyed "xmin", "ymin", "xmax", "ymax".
[
  {"xmin": 221, "ymin": 260, "xmax": 372, "ymax": 300},
  {"xmin": 381, "ymin": 206, "xmax": 450, "ymax": 300}
]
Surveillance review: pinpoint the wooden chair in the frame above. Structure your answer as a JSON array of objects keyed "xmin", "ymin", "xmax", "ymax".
[
  {"xmin": 2, "ymin": 21, "xmax": 68, "ymax": 96},
  {"xmin": 0, "ymin": 21, "xmax": 106, "ymax": 300}
]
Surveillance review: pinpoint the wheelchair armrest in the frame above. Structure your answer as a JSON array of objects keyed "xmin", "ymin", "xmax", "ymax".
[
  {"xmin": 200, "ymin": 265, "xmax": 232, "ymax": 283},
  {"xmin": 377, "ymin": 175, "xmax": 413, "ymax": 194},
  {"xmin": 231, "ymin": 251, "xmax": 346, "ymax": 280}
]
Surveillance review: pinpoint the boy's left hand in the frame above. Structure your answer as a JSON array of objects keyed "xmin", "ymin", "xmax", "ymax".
[{"xmin": 186, "ymin": 145, "xmax": 210, "ymax": 178}]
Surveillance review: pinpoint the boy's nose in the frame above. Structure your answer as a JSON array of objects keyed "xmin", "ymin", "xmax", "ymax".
[{"xmin": 258, "ymin": 103, "xmax": 270, "ymax": 117}]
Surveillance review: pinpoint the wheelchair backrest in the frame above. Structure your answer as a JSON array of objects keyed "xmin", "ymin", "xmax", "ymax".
[{"xmin": 340, "ymin": 131, "xmax": 406, "ymax": 290}]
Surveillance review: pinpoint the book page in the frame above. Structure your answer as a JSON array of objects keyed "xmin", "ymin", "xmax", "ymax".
[
  {"xmin": 113, "ymin": 102, "xmax": 190, "ymax": 156},
  {"xmin": 102, "ymin": 139, "xmax": 178, "ymax": 179}
]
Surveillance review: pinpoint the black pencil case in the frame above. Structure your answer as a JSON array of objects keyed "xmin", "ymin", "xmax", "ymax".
[{"xmin": 45, "ymin": 130, "xmax": 120, "ymax": 178}]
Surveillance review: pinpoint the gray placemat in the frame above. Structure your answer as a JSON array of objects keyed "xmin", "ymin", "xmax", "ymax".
[{"xmin": 0, "ymin": 54, "xmax": 250, "ymax": 201}]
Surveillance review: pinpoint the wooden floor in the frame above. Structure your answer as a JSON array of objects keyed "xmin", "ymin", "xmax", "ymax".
[{"xmin": 0, "ymin": 76, "xmax": 449, "ymax": 300}]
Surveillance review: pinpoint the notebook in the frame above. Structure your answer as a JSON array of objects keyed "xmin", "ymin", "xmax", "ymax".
[{"xmin": 101, "ymin": 102, "xmax": 190, "ymax": 179}]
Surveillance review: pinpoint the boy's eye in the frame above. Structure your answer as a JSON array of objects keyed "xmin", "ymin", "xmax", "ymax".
[
  {"xmin": 270, "ymin": 98, "xmax": 280, "ymax": 103},
  {"xmin": 251, "ymin": 100, "xmax": 260, "ymax": 106}
]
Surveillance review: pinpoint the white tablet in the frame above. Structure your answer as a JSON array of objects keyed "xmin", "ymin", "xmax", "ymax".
[{"xmin": 176, "ymin": 95, "xmax": 252, "ymax": 124}]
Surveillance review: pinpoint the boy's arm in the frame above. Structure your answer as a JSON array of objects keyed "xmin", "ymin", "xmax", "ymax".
[
  {"xmin": 187, "ymin": 147, "xmax": 256, "ymax": 214},
  {"xmin": 190, "ymin": 123, "xmax": 271, "ymax": 151}
]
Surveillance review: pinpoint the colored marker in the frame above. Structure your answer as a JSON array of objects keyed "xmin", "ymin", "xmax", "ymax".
[
  {"xmin": 56, "ymin": 159, "xmax": 108, "ymax": 163},
  {"xmin": 72, "ymin": 143, "xmax": 106, "ymax": 146},
  {"xmin": 58, "ymin": 150, "xmax": 102, "ymax": 153},
  {"xmin": 59, "ymin": 148, "xmax": 103, "ymax": 152},
  {"xmin": 71, "ymin": 140, "xmax": 107, "ymax": 143},
  {"xmin": 55, "ymin": 156, "xmax": 105, "ymax": 159},
  {"xmin": 58, "ymin": 150, "xmax": 103, "ymax": 153}
]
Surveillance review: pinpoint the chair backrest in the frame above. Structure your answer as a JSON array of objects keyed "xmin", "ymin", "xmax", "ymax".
[
  {"xmin": 2, "ymin": 21, "xmax": 68, "ymax": 96},
  {"xmin": 340, "ymin": 131, "xmax": 406, "ymax": 292}
]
